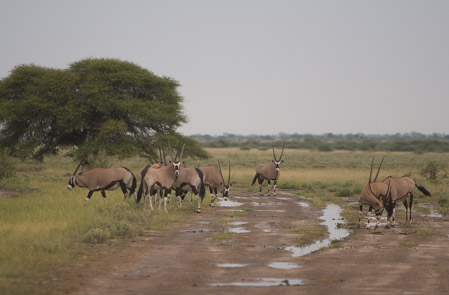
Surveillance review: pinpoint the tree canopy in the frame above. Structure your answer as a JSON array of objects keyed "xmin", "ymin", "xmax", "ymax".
[{"xmin": 0, "ymin": 58, "xmax": 206, "ymax": 161}]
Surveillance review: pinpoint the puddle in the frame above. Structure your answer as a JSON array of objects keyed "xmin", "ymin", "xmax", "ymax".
[
  {"xmin": 219, "ymin": 198, "xmax": 243, "ymax": 207},
  {"xmin": 229, "ymin": 221, "xmax": 248, "ymax": 226},
  {"xmin": 254, "ymin": 210, "xmax": 286, "ymax": 213},
  {"xmin": 228, "ymin": 227, "xmax": 250, "ymax": 233},
  {"xmin": 252, "ymin": 202, "xmax": 275, "ymax": 207},
  {"xmin": 296, "ymin": 202, "xmax": 310, "ymax": 208},
  {"xmin": 212, "ymin": 278, "xmax": 304, "ymax": 287},
  {"xmin": 268, "ymin": 262, "xmax": 301, "ymax": 269},
  {"xmin": 263, "ymin": 229, "xmax": 273, "ymax": 233},
  {"xmin": 423, "ymin": 209, "xmax": 443, "ymax": 218},
  {"xmin": 284, "ymin": 203, "xmax": 349, "ymax": 257},
  {"xmin": 217, "ymin": 263, "xmax": 247, "ymax": 268},
  {"xmin": 276, "ymin": 197, "xmax": 291, "ymax": 201}
]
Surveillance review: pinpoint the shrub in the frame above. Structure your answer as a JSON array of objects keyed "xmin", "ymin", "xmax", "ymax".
[
  {"xmin": 0, "ymin": 150, "xmax": 15, "ymax": 180},
  {"xmin": 82, "ymin": 228, "xmax": 111, "ymax": 244}
]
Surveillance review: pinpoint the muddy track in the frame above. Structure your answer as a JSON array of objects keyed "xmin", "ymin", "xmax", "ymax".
[{"xmin": 67, "ymin": 191, "xmax": 449, "ymax": 295}]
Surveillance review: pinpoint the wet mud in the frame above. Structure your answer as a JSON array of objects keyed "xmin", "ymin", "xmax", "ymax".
[{"xmin": 51, "ymin": 190, "xmax": 449, "ymax": 295}]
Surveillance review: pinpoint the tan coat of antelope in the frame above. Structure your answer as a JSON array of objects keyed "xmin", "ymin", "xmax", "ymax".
[
  {"xmin": 252, "ymin": 144, "xmax": 284, "ymax": 195},
  {"xmin": 67, "ymin": 162, "xmax": 137, "ymax": 205},
  {"xmin": 382, "ymin": 176, "xmax": 431, "ymax": 225}
]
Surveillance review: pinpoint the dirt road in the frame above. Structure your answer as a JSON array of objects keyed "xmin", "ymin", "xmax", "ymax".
[{"xmin": 67, "ymin": 191, "xmax": 449, "ymax": 295}]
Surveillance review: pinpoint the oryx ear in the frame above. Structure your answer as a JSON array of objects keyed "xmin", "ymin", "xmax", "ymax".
[
  {"xmin": 272, "ymin": 160, "xmax": 275, "ymax": 163},
  {"xmin": 229, "ymin": 183, "xmax": 233, "ymax": 187},
  {"xmin": 169, "ymin": 160, "xmax": 172, "ymax": 163},
  {"xmin": 182, "ymin": 161, "xmax": 186, "ymax": 165},
  {"xmin": 281, "ymin": 160, "xmax": 284, "ymax": 163}
]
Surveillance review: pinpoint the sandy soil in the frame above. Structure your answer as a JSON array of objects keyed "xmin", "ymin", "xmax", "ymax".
[{"xmin": 49, "ymin": 190, "xmax": 449, "ymax": 295}]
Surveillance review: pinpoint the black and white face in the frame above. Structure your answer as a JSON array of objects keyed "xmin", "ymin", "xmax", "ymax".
[
  {"xmin": 172, "ymin": 161, "xmax": 181, "ymax": 176},
  {"xmin": 67, "ymin": 176, "xmax": 75, "ymax": 190},
  {"xmin": 222, "ymin": 184, "xmax": 232, "ymax": 201},
  {"xmin": 272, "ymin": 160, "xmax": 284, "ymax": 171}
]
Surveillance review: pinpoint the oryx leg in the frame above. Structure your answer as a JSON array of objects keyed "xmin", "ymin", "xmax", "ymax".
[
  {"xmin": 267, "ymin": 180, "xmax": 272, "ymax": 195},
  {"xmin": 210, "ymin": 187, "xmax": 218, "ymax": 207},
  {"xmin": 163, "ymin": 190, "xmax": 169, "ymax": 213},
  {"xmin": 409, "ymin": 193, "xmax": 414, "ymax": 224},
  {"xmin": 120, "ymin": 182, "xmax": 128, "ymax": 199},
  {"xmin": 176, "ymin": 188, "xmax": 183, "ymax": 208},
  {"xmin": 273, "ymin": 180, "xmax": 277, "ymax": 196},
  {"xmin": 192, "ymin": 186, "xmax": 201, "ymax": 213},
  {"xmin": 258, "ymin": 176, "xmax": 264, "ymax": 195},
  {"xmin": 147, "ymin": 188, "xmax": 154, "ymax": 211},
  {"xmin": 84, "ymin": 191, "xmax": 95, "ymax": 206},
  {"xmin": 101, "ymin": 191, "xmax": 107, "ymax": 202}
]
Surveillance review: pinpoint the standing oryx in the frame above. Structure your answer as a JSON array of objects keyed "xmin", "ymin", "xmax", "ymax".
[
  {"xmin": 67, "ymin": 161, "xmax": 137, "ymax": 205},
  {"xmin": 198, "ymin": 160, "xmax": 232, "ymax": 207},
  {"xmin": 136, "ymin": 146, "xmax": 176, "ymax": 213},
  {"xmin": 382, "ymin": 176, "xmax": 431, "ymax": 225},
  {"xmin": 167, "ymin": 144, "xmax": 206, "ymax": 213},
  {"xmin": 251, "ymin": 144, "xmax": 284, "ymax": 195},
  {"xmin": 358, "ymin": 156, "xmax": 392, "ymax": 229}
]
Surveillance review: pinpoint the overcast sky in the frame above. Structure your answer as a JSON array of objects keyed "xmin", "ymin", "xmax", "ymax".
[{"xmin": 1, "ymin": 0, "xmax": 448, "ymax": 136}]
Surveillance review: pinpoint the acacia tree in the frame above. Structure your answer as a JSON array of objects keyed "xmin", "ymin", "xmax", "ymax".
[{"xmin": 0, "ymin": 58, "xmax": 206, "ymax": 161}]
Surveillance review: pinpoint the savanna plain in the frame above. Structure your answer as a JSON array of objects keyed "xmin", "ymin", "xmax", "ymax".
[{"xmin": 1, "ymin": 148, "xmax": 449, "ymax": 294}]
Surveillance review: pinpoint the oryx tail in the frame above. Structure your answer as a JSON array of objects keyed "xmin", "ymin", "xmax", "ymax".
[
  {"xmin": 416, "ymin": 184, "xmax": 431, "ymax": 196},
  {"xmin": 195, "ymin": 167, "xmax": 206, "ymax": 200},
  {"xmin": 137, "ymin": 164, "xmax": 151, "ymax": 203}
]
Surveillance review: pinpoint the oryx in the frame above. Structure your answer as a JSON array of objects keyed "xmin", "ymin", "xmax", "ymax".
[
  {"xmin": 198, "ymin": 160, "xmax": 232, "ymax": 207},
  {"xmin": 168, "ymin": 144, "xmax": 206, "ymax": 213},
  {"xmin": 382, "ymin": 176, "xmax": 431, "ymax": 225},
  {"xmin": 136, "ymin": 146, "xmax": 175, "ymax": 213},
  {"xmin": 251, "ymin": 144, "xmax": 284, "ymax": 195},
  {"xmin": 358, "ymin": 156, "xmax": 392, "ymax": 229},
  {"xmin": 67, "ymin": 161, "xmax": 137, "ymax": 205}
]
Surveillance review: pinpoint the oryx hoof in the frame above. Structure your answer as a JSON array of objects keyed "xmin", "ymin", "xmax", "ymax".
[
  {"xmin": 196, "ymin": 209, "xmax": 201, "ymax": 213},
  {"xmin": 224, "ymin": 197, "xmax": 229, "ymax": 201},
  {"xmin": 209, "ymin": 203, "xmax": 215, "ymax": 207},
  {"xmin": 385, "ymin": 224, "xmax": 391, "ymax": 229}
]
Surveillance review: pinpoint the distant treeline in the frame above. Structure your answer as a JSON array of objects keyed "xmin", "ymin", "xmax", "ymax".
[{"xmin": 190, "ymin": 133, "xmax": 449, "ymax": 153}]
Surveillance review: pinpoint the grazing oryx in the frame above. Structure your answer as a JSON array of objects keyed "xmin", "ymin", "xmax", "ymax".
[
  {"xmin": 251, "ymin": 144, "xmax": 284, "ymax": 195},
  {"xmin": 358, "ymin": 156, "xmax": 392, "ymax": 229},
  {"xmin": 382, "ymin": 176, "xmax": 431, "ymax": 225},
  {"xmin": 67, "ymin": 161, "xmax": 137, "ymax": 205},
  {"xmin": 198, "ymin": 160, "xmax": 232, "ymax": 207},
  {"xmin": 168, "ymin": 144, "xmax": 206, "ymax": 213}
]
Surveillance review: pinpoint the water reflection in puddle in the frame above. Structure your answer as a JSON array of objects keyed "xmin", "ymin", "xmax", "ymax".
[
  {"xmin": 276, "ymin": 197, "xmax": 291, "ymax": 201},
  {"xmin": 212, "ymin": 278, "xmax": 304, "ymax": 287},
  {"xmin": 229, "ymin": 221, "xmax": 248, "ymax": 226},
  {"xmin": 228, "ymin": 227, "xmax": 250, "ymax": 233},
  {"xmin": 285, "ymin": 204, "xmax": 349, "ymax": 257},
  {"xmin": 254, "ymin": 209, "xmax": 286, "ymax": 213},
  {"xmin": 268, "ymin": 262, "xmax": 301, "ymax": 269},
  {"xmin": 297, "ymin": 202, "xmax": 310, "ymax": 208},
  {"xmin": 423, "ymin": 210, "xmax": 443, "ymax": 218},
  {"xmin": 219, "ymin": 198, "xmax": 243, "ymax": 207},
  {"xmin": 217, "ymin": 263, "xmax": 247, "ymax": 268}
]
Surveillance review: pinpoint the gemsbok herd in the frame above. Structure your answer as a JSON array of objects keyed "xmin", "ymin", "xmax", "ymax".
[{"xmin": 67, "ymin": 143, "xmax": 431, "ymax": 229}]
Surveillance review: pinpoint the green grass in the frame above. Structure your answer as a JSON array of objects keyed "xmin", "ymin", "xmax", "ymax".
[{"xmin": 1, "ymin": 149, "xmax": 449, "ymax": 294}]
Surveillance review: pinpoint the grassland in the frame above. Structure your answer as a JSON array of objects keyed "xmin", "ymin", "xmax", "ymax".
[{"xmin": 1, "ymin": 148, "xmax": 448, "ymax": 294}]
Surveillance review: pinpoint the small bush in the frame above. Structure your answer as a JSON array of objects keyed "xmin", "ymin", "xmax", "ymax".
[
  {"xmin": 82, "ymin": 228, "xmax": 111, "ymax": 244},
  {"xmin": 0, "ymin": 150, "xmax": 16, "ymax": 180},
  {"xmin": 420, "ymin": 161, "xmax": 447, "ymax": 180}
]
